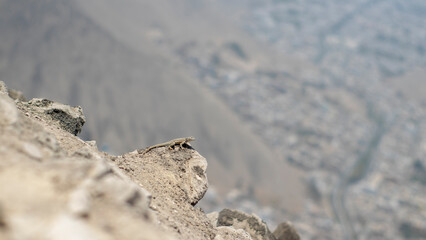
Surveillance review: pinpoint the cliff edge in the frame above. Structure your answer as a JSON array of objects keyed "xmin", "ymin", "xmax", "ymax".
[{"xmin": 0, "ymin": 81, "xmax": 299, "ymax": 240}]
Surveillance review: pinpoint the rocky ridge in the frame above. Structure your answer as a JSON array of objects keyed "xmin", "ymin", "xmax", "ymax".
[{"xmin": 0, "ymin": 81, "xmax": 300, "ymax": 240}]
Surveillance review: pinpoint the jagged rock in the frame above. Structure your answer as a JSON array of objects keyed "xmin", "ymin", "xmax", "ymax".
[
  {"xmin": 273, "ymin": 222, "xmax": 300, "ymax": 240},
  {"xmin": 27, "ymin": 98, "xmax": 86, "ymax": 136},
  {"xmin": 217, "ymin": 208, "xmax": 276, "ymax": 240}
]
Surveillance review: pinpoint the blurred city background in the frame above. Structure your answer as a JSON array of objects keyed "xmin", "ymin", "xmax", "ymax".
[{"xmin": 1, "ymin": 0, "xmax": 425, "ymax": 239}]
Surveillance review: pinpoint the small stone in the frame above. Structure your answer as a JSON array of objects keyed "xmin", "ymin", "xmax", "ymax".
[
  {"xmin": 85, "ymin": 141, "xmax": 97, "ymax": 148},
  {"xmin": 217, "ymin": 208, "xmax": 276, "ymax": 240},
  {"xmin": 22, "ymin": 142, "xmax": 43, "ymax": 160}
]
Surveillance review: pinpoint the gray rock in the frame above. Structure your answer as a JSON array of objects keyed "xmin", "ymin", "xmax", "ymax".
[
  {"xmin": 273, "ymin": 222, "xmax": 300, "ymax": 240},
  {"xmin": 217, "ymin": 208, "xmax": 276, "ymax": 240},
  {"xmin": 28, "ymin": 98, "xmax": 86, "ymax": 135}
]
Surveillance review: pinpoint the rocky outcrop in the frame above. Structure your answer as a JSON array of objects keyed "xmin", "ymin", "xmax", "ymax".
[
  {"xmin": 25, "ymin": 98, "xmax": 86, "ymax": 136},
  {"xmin": 0, "ymin": 83, "xmax": 174, "ymax": 240},
  {"xmin": 114, "ymin": 142, "xmax": 214, "ymax": 239},
  {"xmin": 0, "ymin": 81, "xmax": 300, "ymax": 240}
]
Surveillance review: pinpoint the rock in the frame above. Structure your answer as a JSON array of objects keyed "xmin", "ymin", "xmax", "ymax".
[
  {"xmin": 123, "ymin": 145, "xmax": 208, "ymax": 206},
  {"xmin": 0, "ymin": 82, "xmax": 175, "ymax": 239},
  {"xmin": 214, "ymin": 226, "xmax": 253, "ymax": 240},
  {"xmin": 208, "ymin": 211, "xmax": 254, "ymax": 240},
  {"xmin": 8, "ymin": 88, "xmax": 27, "ymax": 101},
  {"xmin": 116, "ymin": 144, "xmax": 214, "ymax": 239},
  {"xmin": 273, "ymin": 222, "xmax": 300, "ymax": 240},
  {"xmin": 21, "ymin": 142, "xmax": 43, "ymax": 160},
  {"xmin": 27, "ymin": 98, "xmax": 86, "ymax": 135},
  {"xmin": 217, "ymin": 208, "xmax": 276, "ymax": 240}
]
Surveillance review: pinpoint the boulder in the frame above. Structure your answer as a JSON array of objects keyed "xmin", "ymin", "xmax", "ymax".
[{"xmin": 115, "ymin": 144, "xmax": 214, "ymax": 240}]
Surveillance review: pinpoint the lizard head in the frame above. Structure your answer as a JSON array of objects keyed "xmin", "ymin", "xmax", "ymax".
[{"xmin": 187, "ymin": 136, "xmax": 195, "ymax": 141}]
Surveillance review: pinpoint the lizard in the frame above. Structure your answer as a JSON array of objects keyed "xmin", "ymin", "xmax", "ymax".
[{"xmin": 139, "ymin": 136, "xmax": 195, "ymax": 155}]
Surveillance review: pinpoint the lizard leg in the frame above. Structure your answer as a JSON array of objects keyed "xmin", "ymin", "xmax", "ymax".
[{"xmin": 169, "ymin": 141, "xmax": 178, "ymax": 150}]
